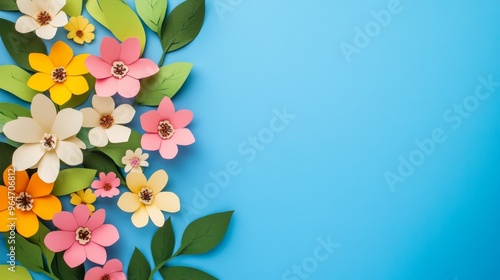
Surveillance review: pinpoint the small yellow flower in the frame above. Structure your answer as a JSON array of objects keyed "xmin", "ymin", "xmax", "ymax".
[
  {"xmin": 70, "ymin": 188, "xmax": 97, "ymax": 213},
  {"xmin": 64, "ymin": 16, "xmax": 95, "ymax": 44}
]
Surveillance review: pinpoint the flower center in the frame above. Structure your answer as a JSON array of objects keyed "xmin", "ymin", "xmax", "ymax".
[
  {"xmin": 138, "ymin": 187, "xmax": 154, "ymax": 205},
  {"xmin": 100, "ymin": 275, "xmax": 111, "ymax": 280},
  {"xmin": 99, "ymin": 115, "xmax": 114, "ymax": 129},
  {"xmin": 76, "ymin": 30, "xmax": 84, "ymax": 38},
  {"xmin": 157, "ymin": 120, "xmax": 175, "ymax": 140},
  {"xmin": 75, "ymin": 227, "xmax": 91, "ymax": 245},
  {"xmin": 15, "ymin": 192, "xmax": 34, "ymax": 211},
  {"xmin": 111, "ymin": 61, "xmax": 129, "ymax": 79},
  {"xmin": 130, "ymin": 157, "xmax": 140, "ymax": 167},
  {"xmin": 40, "ymin": 133, "xmax": 57, "ymax": 151},
  {"xmin": 36, "ymin": 11, "xmax": 51, "ymax": 25},
  {"xmin": 51, "ymin": 67, "xmax": 67, "ymax": 83},
  {"xmin": 103, "ymin": 183, "xmax": 113, "ymax": 191}
]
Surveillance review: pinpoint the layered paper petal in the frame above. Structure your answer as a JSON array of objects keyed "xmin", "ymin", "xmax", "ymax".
[
  {"xmin": 85, "ymin": 56, "xmax": 112, "ymax": 79},
  {"xmin": 169, "ymin": 110, "xmax": 194, "ymax": 129},
  {"xmin": 0, "ymin": 211, "xmax": 10, "ymax": 231},
  {"xmin": 37, "ymin": 151, "xmax": 60, "ymax": 183},
  {"xmin": 171, "ymin": 128, "xmax": 196, "ymax": 146},
  {"xmin": 26, "ymin": 172, "xmax": 53, "ymax": 197},
  {"xmin": 52, "ymin": 211, "xmax": 78, "ymax": 231},
  {"xmin": 112, "ymin": 104, "xmax": 135, "ymax": 124},
  {"xmin": 74, "ymin": 204, "xmax": 90, "ymax": 227},
  {"xmin": 64, "ymin": 76, "xmax": 89, "ymax": 95},
  {"xmin": 32, "ymin": 195, "xmax": 61, "ymax": 220},
  {"xmin": 12, "ymin": 144, "xmax": 45, "ymax": 171},
  {"xmin": 92, "ymin": 95, "xmax": 115, "ymax": 115},
  {"xmin": 35, "ymin": 24, "xmax": 58, "ymax": 40},
  {"xmin": 88, "ymin": 127, "xmax": 109, "ymax": 147},
  {"xmin": 141, "ymin": 134, "xmax": 162, "ymax": 151},
  {"xmin": 127, "ymin": 58, "xmax": 159, "ymax": 79},
  {"xmin": 100, "ymin": 37, "xmax": 121, "ymax": 65},
  {"xmin": 64, "ymin": 243, "xmax": 86, "ymax": 268},
  {"xmin": 28, "ymin": 73, "xmax": 55, "ymax": 92},
  {"xmin": 51, "ymin": 108, "xmax": 83, "ymax": 140},
  {"xmin": 117, "ymin": 192, "xmax": 142, "ymax": 213},
  {"xmin": 117, "ymin": 76, "xmax": 140, "ymax": 98},
  {"xmin": 45, "ymin": 231, "xmax": 76, "ymax": 252},
  {"xmin": 119, "ymin": 37, "xmax": 141, "ymax": 65},
  {"xmin": 50, "ymin": 41, "xmax": 73, "ymax": 68},
  {"xmin": 15, "ymin": 210, "xmax": 39, "ymax": 237},
  {"xmin": 29, "ymin": 53, "xmax": 55, "ymax": 74},
  {"xmin": 36, "ymin": 0, "xmax": 65, "ymax": 16},
  {"xmin": 158, "ymin": 97, "xmax": 175, "ymax": 119},
  {"xmin": 49, "ymin": 11, "xmax": 68, "ymax": 27},
  {"xmin": 106, "ymin": 125, "xmax": 131, "ymax": 143},
  {"xmin": 155, "ymin": 192, "xmax": 181, "ymax": 213},
  {"xmin": 86, "ymin": 209, "xmax": 105, "ymax": 231},
  {"xmin": 50, "ymin": 83, "xmax": 73, "ymax": 105},
  {"xmin": 140, "ymin": 111, "xmax": 161, "ymax": 133},
  {"xmin": 147, "ymin": 170, "xmax": 168, "ymax": 195},
  {"xmin": 4, "ymin": 117, "xmax": 44, "ymax": 143},
  {"xmin": 55, "ymin": 141, "xmax": 83, "ymax": 165},
  {"xmin": 91, "ymin": 225, "xmax": 119, "ymax": 246},
  {"xmin": 81, "ymin": 108, "xmax": 101, "ymax": 127},
  {"xmin": 146, "ymin": 205, "xmax": 164, "ymax": 227},
  {"xmin": 159, "ymin": 140, "xmax": 178, "ymax": 159},
  {"xmin": 3, "ymin": 168, "xmax": 29, "ymax": 194},
  {"xmin": 17, "ymin": 0, "xmax": 40, "ymax": 18},
  {"xmin": 85, "ymin": 242, "xmax": 106, "ymax": 264},
  {"xmin": 131, "ymin": 205, "xmax": 149, "ymax": 228},
  {"xmin": 15, "ymin": 15, "xmax": 40, "ymax": 33},
  {"xmin": 0, "ymin": 187, "xmax": 7, "ymax": 211},
  {"xmin": 95, "ymin": 77, "xmax": 119, "ymax": 97},
  {"xmin": 31, "ymin": 94, "xmax": 57, "ymax": 132},
  {"xmin": 125, "ymin": 172, "xmax": 147, "ymax": 193},
  {"xmin": 66, "ymin": 54, "xmax": 90, "ymax": 75}
]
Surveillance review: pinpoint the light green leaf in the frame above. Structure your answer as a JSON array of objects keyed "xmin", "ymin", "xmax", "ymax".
[
  {"xmin": 151, "ymin": 217, "xmax": 175, "ymax": 266},
  {"xmin": 76, "ymin": 127, "xmax": 94, "ymax": 149},
  {"xmin": 160, "ymin": 266, "xmax": 217, "ymax": 280},
  {"xmin": 52, "ymin": 168, "xmax": 97, "ymax": 196},
  {"xmin": 60, "ymin": 74, "xmax": 95, "ymax": 109},
  {"xmin": 27, "ymin": 222, "xmax": 55, "ymax": 272},
  {"xmin": 82, "ymin": 151, "xmax": 126, "ymax": 185},
  {"xmin": 136, "ymin": 0, "xmax": 167, "ymax": 36},
  {"xmin": 0, "ymin": 142, "xmax": 16, "ymax": 185},
  {"xmin": 0, "ymin": 19, "xmax": 47, "ymax": 71},
  {"xmin": 0, "ymin": 65, "xmax": 38, "ymax": 102},
  {"xmin": 0, "ymin": 103, "xmax": 30, "ymax": 133},
  {"xmin": 177, "ymin": 211, "xmax": 234, "ymax": 256},
  {"xmin": 62, "ymin": 0, "xmax": 83, "ymax": 17},
  {"xmin": 0, "ymin": 0, "xmax": 18, "ymax": 11},
  {"xmin": 0, "ymin": 265, "xmax": 33, "ymax": 280},
  {"xmin": 161, "ymin": 0, "xmax": 205, "ymax": 53},
  {"xmin": 127, "ymin": 247, "xmax": 151, "ymax": 280},
  {"xmin": 51, "ymin": 252, "xmax": 85, "ymax": 280},
  {"xmin": 135, "ymin": 62, "xmax": 192, "ymax": 106},
  {"xmin": 96, "ymin": 130, "xmax": 141, "ymax": 167},
  {"xmin": 15, "ymin": 234, "xmax": 45, "ymax": 274}
]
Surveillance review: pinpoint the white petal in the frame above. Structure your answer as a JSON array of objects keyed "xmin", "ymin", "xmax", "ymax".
[
  {"xmin": 34, "ymin": 0, "xmax": 65, "ymax": 15},
  {"xmin": 89, "ymin": 127, "xmax": 109, "ymax": 147},
  {"xmin": 131, "ymin": 206, "xmax": 149, "ymax": 228},
  {"xmin": 49, "ymin": 11, "xmax": 68, "ymax": 27},
  {"xmin": 112, "ymin": 104, "xmax": 135, "ymax": 124},
  {"xmin": 4, "ymin": 117, "xmax": 44, "ymax": 143},
  {"xmin": 55, "ymin": 141, "xmax": 83, "ymax": 166},
  {"xmin": 81, "ymin": 108, "xmax": 100, "ymax": 128},
  {"xmin": 12, "ymin": 143, "xmax": 46, "ymax": 171},
  {"xmin": 35, "ymin": 24, "xmax": 57, "ymax": 40},
  {"xmin": 92, "ymin": 95, "xmax": 115, "ymax": 115},
  {"xmin": 105, "ymin": 125, "xmax": 131, "ymax": 143},
  {"xmin": 37, "ymin": 151, "xmax": 60, "ymax": 183},
  {"xmin": 31, "ymin": 94, "xmax": 57, "ymax": 132},
  {"xmin": 15, "ymin": 15, "xmax": 40, "ymax": 33},
  {"xmin": 17, "ymin": 0, "xmax": 41, "ymax": 17},
  {"xmin": 124, "ymin": 164, "xmax": 132, "ymax": 173},
  {"xmin": 51, "ymin": 108, "xmax": 83, "ymax": 140},
  {"xmin": 146, "ymin": 205, "xmax": 165, "ymax": 227},
  {"xmin": 154, "ymin": 192, "xmax": 180, "ymax": 213},
  {"xmin": 65, "ymin": 136, "xmax": 86, "ymax": 149}
]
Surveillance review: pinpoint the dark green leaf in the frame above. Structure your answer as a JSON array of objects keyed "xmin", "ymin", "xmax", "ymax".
[
  {"xmin": 0, "ymin": 102, "xmax": 30, "ymax": 133},
  {"xmin": 27, "ymin": 222, "xmax": 55, "ymax": 272},
  {"xmin": 0, "ymin": 0, "xmax": 18, "ymax": 11},
  {"xmin": 15, "ymin": 234, "xmax": 45, "ymax": 274},
  {"xmin": 52, "ymin": 168, "xmax": 97, "ymax": 196},
  {"xmin": 0, "ymin": 142, "xmax": 16, "ymax": 185},
  {"xmin": 96, "ymin": 130, "xmax": 141, "ymax": 167},
  {"xmin": 82, "ymin": 151, "xmax": 126, "ymax": 185},
  {"xmin": 136, "ymin": 0, "xmax": 168, "ymax": 36},
  {"xmin": 0, "ymin": 65, "xmax": 39, "ymax": 102},
  {"xmin": 51, "ymin": 252, "xmax": 85, "ymax": 280},
  {"xmin": 127, "ymin": 247, "xmax": 151, "ymax": 280},
  {"xmin": 0, "ymin": 18, "xmax": 47, "ymax": 71},
  {"xmin": 160, "ymin": 266, "xmax": 217, "ymax": 280},
  {"xmin": 60, "ymin": 74, "xmax": 95, "ymax": 109},
  {"xmin": 151, "ymin": 217, "xmax": 175, "ymax": 266},
  {"xmin": 178, "ymin": 211, "xmax": 234, "ymax": 256}
]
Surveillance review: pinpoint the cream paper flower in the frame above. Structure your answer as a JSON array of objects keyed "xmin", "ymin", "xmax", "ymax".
[
  {"xmin": 3, "ymin": 94, "xmax": 85, "ymax": 183},
  {"xmin": 121, "ymin": 148, "xmax": 149, "ymax": 173},
  {"xmin": 81, "ymin": 95, "xmax": 135, "ymax": 147},
  {"xmin": 15, "ymin": 0, "xmax": 68, "ymax": 40}
]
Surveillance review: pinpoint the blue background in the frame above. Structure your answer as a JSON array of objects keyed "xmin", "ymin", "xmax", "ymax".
[{"xmin": 1, "ymin": 0, "xmax": 500, "ymax": 279}]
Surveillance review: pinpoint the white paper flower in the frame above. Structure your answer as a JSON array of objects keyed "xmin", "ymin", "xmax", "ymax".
[
  {"xmin": 3, "ymin": 94, "xmax": 85, "ymax": 183},
  {"xmin": 15, "ymin": 0, "xmax": 68, "ymax": 40},
  {"xmin": 121, "ymin": 148, "xmax": 149, "ymax": 173},
  {"xmin": 81, "ymin": 95, "xmax": 136, "ymax": 147}
]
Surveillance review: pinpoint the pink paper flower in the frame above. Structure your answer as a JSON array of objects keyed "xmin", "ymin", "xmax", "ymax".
[
  {"xmin": 85, "ymin": 37, "xmax": 159, "ymax": 98},
  {"xmin": 84, "ymin": 259, "xmax": 126, "ymax": 280},
  {"xmin": 44, "ymin": 204, "xmax": 119, "ymax": 268},
  {"xmin": 140, "ymin": 97, "xmax": 195, "ymax": 159},
  {"xmin": 91, "ymin": 172, "xmax": 120, "ymax": 198}
]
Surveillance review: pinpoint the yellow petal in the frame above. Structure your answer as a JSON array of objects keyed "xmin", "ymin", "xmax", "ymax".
[
  {"xmin": 67, "ymin": 30, "xmax": 76, "ymax": 39},
  {"xmin": 49, "ymin": 83, "xmax": 72, "ymax": 105},
  {"xmin": 70, "ymin": 193, "xmax": 82, "ymax": 205},
  {"xmin": 32, "ymin": 195, "xmax": 61, "ymax": 220},
  {"xmin": 15, "ymin": 210, "xmax": 39, "ymax": 238},
  {"xmin": 28, "ymin": 73, "xmax": 55, "ymax": 92},
  {"xmin": 83, "ymin": 24, "xmax": 95, "ymax": 33},
  {"xmin": 82, "ymin": 189, "xmax": 96, "ymax": 204},
  {"xmin": 49, "ymin": 41, "xmax": 73, "ymax": 68},
  {"xmin": 3, "ymin": 167, "xmax": 29, "ymax": 194},
  {"xmin": 76, "ymin": 16, "xmax": 89, "ymax": 27},
  {"xmin": 117, "ymin": 192, "xmax": 142, "ymax": 213},
  {"xmin": 66, "ymin": 54, "xmax": 89, "ymax": 75},
  {"xmin": 66, "ymin": 17, "xmax": 78, "ymax": 31},
  {"xmin": 126, "ymin": 172, "xmax": 147, "ymax": 194},
  {"xmin": 83, "ymin": 33, "xmax": 95, "ymax": 44},
  {"xmin": 86, "ymin": 203, "xmax": 95, "ymax": 213},
  {"xmin": 29, "ymin": 53, "xmax": 55, "ymax": 74},
  {"xmin": 147, "ymin": 170, "xmax": 168, "ymax": 195},
  {"xmin": 73, "ymin": 37, "xmax": 84, "ymax": 44},
  {"xmin": 64, "ymin": 76, "xmax": 88, "ymax": 95}
]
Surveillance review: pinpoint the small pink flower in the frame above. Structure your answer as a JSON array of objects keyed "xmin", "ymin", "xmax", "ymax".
[
  {"xmin": 84, "ymin": 259, "xmax": 126, "ymax": 280},
  {"xmin": 85, "ymin": 37, "xmax": 159, "ymax": 98},
  {"xmin": 91, "ymin": 172, "xmax": 120, "ymax": 198},
  {"xmin": 44, "ymin": 204, "xmax": 119, "ymax": 268},
  {"xmin": 140, "ymin": 97, "xmax": 195, "ymax": 159}
]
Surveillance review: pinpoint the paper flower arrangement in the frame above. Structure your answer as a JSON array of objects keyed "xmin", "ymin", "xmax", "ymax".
[{"xmin": 0, "ymin": 0, "xmax": 234, "ymax": 279}]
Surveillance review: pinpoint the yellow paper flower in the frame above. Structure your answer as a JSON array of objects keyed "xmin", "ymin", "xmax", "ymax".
[
  {"xmin": 64, "ymin": 16, "xmax": 95, "ymax": 44},
  {"xmin": 0, "ymin": 166, "xmax": 62, "ymax": 238},
  {"xmin": 70, "ymin": 188, "xmax": 96, "ymax": 213},
  {"xmin": 27, "ymin": 41, "xmax": 90, "ymax": 105}
]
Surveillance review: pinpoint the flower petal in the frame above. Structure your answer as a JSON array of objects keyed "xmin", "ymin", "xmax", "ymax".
[
  {"xmin": 51, "ymin": 108, "xmax": 83, "ymax": 140},
  {"xmin": 88, "ymin": 127, "xmax": 109, "ymax": 147},
  {"xmin": 53, "ymin": 211, "xmax": 78, "ymax": 231},
  {"xmin": 85, "ymin": 242, "xmax": 106, "ymax": 265},
  {"xmin": 119, "ymin": 38, "xmax": 140, "ymax": 65},
  {"xmin": 35, "ymin": 24, "xmax": 57, "ymax": 40},
  {"xmin": 17, "ymin": 0, "xmax": 40, "ymax": 17},
  {"xmin": 64, "ymin": 76, "xmax": 89, "ymax": 95},
  {"xmin": 26, "ymin": 172, "xmax": 54, "ymax": 197},
  {"xmin": 112, "ymin": 104, "xmax": 135, "ymax": 124},
  {"xmin": 105, "ymin": 125, "xmax": 131, "ymax": 143},
  {"xmin": 169, "ymin": 110, "xmax": 193, "ymax": 129},
  {"xmin": 12, "ymin": 144, "xmax": 45, "ymax": 171},
  {"xmin": 55, "ymin": 141, "xmax": 83, "ymax": 166},
  {"xmin": 117, "ymin": 192, "xmax": 142, "ymax": 213},
  {"xmin": 27, "ymin": 73, "xmax": 55, "ymax": 92},
  {"xmin": 154, "ymin": 192, "xmax": 180, "ymax": 213},
  {"xmin": 127, "ymin": 58, "xmax": 159, "ymax": 79},
  {"xmin": 66, "ymin": 54, "xmax": 90, "ymax": 75},
  {"xmin": 84, "ymin": 267, "xmax": 104, "ymax": 280},
  {"xmin": 85, "ymin": 56, "xmax": 112, "ymax": 79},
  {"xmin": 36, "ymin": 0, "xmax": 65, "ymax": 15},
  {"xmin": 131, "ymin": 205, "xmax": 149, "ymax": 228},
  {"xmin": 159, "ymin": 140, "xmax": 178, "ymax": 159},
  {"xmin": 49, "ymin": 41, "xmax": 73, "ymax": 68},
  {"xmin": 93, "ymin": 95, "xmax": 115, "ymax": 115},
  {"xmin": 86, "ymin": 209, "xmax": 105, "ymax": 231},
  {"xmin": 29, "ymin": 53, "xmax": 55, "ymax": 74},
  {"xmin": 4, "ymin": 117, "xmax": 44, "ymax": 143},
  {"xmin": 171, "ymin": 128, "xmax": 195, "ymax": 146},
  {"xmin": 31, "ymin": 94, "xmax": 57, "ymax": 132},
  {"xmin": 95, "ymin": 77, "xmax": 119, "ymax": 97},
  {"xmin": 103, "ymin": 259, "xmax": 123, "ymax": 274},
  {"xmin": 158, "ymin": 97, "xmax": 175, "ymax": 119},
  {"xmin": 81, "ymin": 108, "xmax": 100, "ymax": 127},
  {"xmin": 147, "ymin": 170, "xmax": 168, "ymax": 195},
  {"xmin": 140, "ymin": 110, "xmax": 161, "ymax": 133},
  {"xmin": 49, "ymin": 11, "xmax": 68, "ymax": 27},
  {"xmin": 125, "ymin": 172, "xmax": 147, "ymax": 194},
  {"xmin": 141, "ymin": 134, "xmax": 162, "ymax": 151},
  {"xmin": 64, "ymin": 242, "xmax": 86, "ymax": 268},
  {"xmin": 146, "ymin": 205, "xmax": 165, "ymax": 227},
  {"xmin": 74, "ymin": 204, "xmax": 90, "ymax": 227},
  {"xmin": 3, "ymin": 168, "xmax": 29, "ymax": 194},
  {"xmin": 45, "ymin": 231, "xmax": 76, "ymax": 252},
  {"xmin": 15, "ymin": 210, "xmax": 39, "ymax": 237},
  {"xmin": 100, "ymin": 37, "xmax": 121, "ymax": 65},
  {"xmin": 0, "ymin": 188, "xmax": 7, "ymax": 211},
  {"xmin": 37, "ymin": 151, "xmax": 60, "ymax": 183},
  {"xmin": 91, "ymin": 224, "xmax": 119, "ymax": 246},
  {"xmin": 117, "ymin": 76, "xmax": 140, "ymax": 98},
  {"xmin": 65, "ymin": 136, "xmax": 86, "ymax": 149},
  {"xmin": 49, "ymin": 83, "xmax": 73, "ymax": 105},
  {"xmin": 32, "ymin": 195, "xmax": 61, "ymax": 220},
  {"xmin": 15, "ymin": 15, "xmax": 40, "ymax": 33},
  {"xmin": 0, "ymin": 211, "xmax": 9, "ymax": 231}
]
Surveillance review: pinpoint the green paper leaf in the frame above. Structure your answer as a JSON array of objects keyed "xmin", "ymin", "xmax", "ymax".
[
  {"xmin": 76, "ymin": 127, "xmax": 94, "ymax": 149},
  {"xmin": 51, "ymin": 252, "xmax": 85, "ymax": 280},
  {"xmin": 151, "ymin": 217, "xmax": 175, "ymax": 266},
  {"xmin": 0, "ymin": 18, "xmax": 47, "ymax": 71},
  {"xmin": 62, "ymin": 0, "xmax": 83, "ymax": 17},
  {"xmin": 52, "ymin": 168, "xmax": 97, "ymax": 196},
  {"xmin": 82, "ymin": 151, "xmax": 126, "ymax": 185},
  {"xmin": 60, "ymin": 74, "xmax": 95, "ymax": 109},
  {"xmin": 160, "ymin": 266, "xmax": 217, "ymax": 280},
  {"xmin": 177, "ymin": 211, "xmax": 234, "ymax": 256},
  {"xmin": 15, "ymin": 234, "xmax": 45, "ymax": 274},
  {"xmin": 0, "ymin": 0, "xmax": 18, "ymax": 11},
  {"xmin": 0, "ymin": 265, "xmax": 33, "ymax": 279},
  {"xmin": 0, "ymin": 142, "xmax": 16, "ymax": 185},
  {"xmin": 135, "ymin": 62, "xmax": 192, "ymax": 106},
  {"xmin": 27, "ymin": 222, "xmax": 55, "ymax": 272},
  {"xmin": 0, "ymin": 65, "xmax": 39, "ymax": 102},
  {"xmin": 136, "ymin": 0, "xmax": 168, "ymax": 36},
  {"xmin": 86, "ymin": 0, "xmax": 146, "ymax": 52},
  {"xmin": 161, "ymin": 0, "xmax": 205, "ymax": 53},
  {"xmin": 0, "ymin": 103, "xmax": 30, "ymax": 133},
  {"xmin": 96, "ymin": 130, "xmax": 141, "ymax": 167},
  {"xmin": 127, "ymin": 247, "xmax": 151, "ymax": 280}
]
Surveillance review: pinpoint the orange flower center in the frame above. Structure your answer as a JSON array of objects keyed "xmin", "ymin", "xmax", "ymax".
[
  {"xmin": 138, "ymin": 187, "xmax": 154, "ymax": 205},
  {"xmin": 157, "ymin": 120, "xmax": 175, "ymax": 140},
  {"xmin": 76, "ymin": 30, "xmax": 84, "ymax": 38},
  {"xmin": 36, "ymin": 11, "xmax": 51, "ymax": 25},
  {"xmin": 111, "ymin": 61, "xmax": 128, "ymax": 79},
  {"xmin": 100, "ymin": 275, "xmax": 111, "ymax": 280},
  {"xmin": 51, "ymin": 67, "xmax": 67, "ymax": 83},
  {"xmin": 103, "ymin": 183, "xmax": 113, "ymax": 191},
  {"xmin": 40, "ymin": 133, "xmax": 57, "ymax": 151},
  {"xmin": 99, "ymin": 115, "xmax": 114, "ymax": 129},
  {"xmin": 15, "ymin": 192, "xmax": 34, "ymax": 211},
  {"xmin": 75, "ymin": 227, "xmax": 91, "ymax": 245}
]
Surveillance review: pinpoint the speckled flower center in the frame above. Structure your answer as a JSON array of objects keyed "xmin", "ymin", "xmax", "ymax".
[
  {"xmin": 75, "ymin": 227, "xmax": 91, "ymax": 245},
  {"xmin": 40, "ymin": 133, "xmax": 57, "ymax": 151},
  {"xmin": 100, "ymin": 115, "xmax": 114, "ymax": 129},
  {"xmin": 138, "ymin": 187, "xmax": 154, "ymax": 205},
  {"xmin": 37, "ymin": 11, "xmax": 51, "ymax": 25},
  {"xmin": 100, "ymin": 275, "xmax": 111, "ymax": 280},
  {"xmin": 51, "ymin": 67, "xmax": 67, "ymax": 83},
  {"xmin": 111, "ymin": 61, "xmax": 128, "ymax": 79},
  {"xmin": 130, "ymin": 157, "xmax": 140, "ymax": 167},
  {"xmin": 103, "ymin": 183, "xmax": 112, "ymax": 191},
  {"xmin": 76, "ymin": 30, "xmax": 84, "ymax": 38},
  {"xmin": 15, "ymin": 192, "xmax": 34, "ymax": 211},
  {"xmin": 157, "ymin": 120, "xmax": 175, "ymax": 140}
]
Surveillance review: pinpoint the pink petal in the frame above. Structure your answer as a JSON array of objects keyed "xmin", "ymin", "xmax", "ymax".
[
  {"xmin": 169, "ymin": 110, "xmax": 193, "ymax": 129},
  {"xmin": 103, "ymin": 259, "xmax": 123, "ymax": 274},
  {"xmin": 91, "ymin": 224, "xmax": 119, "ymax": 246},
  {"xmin": 141, "ymin": 134, "xmax": 162, "ymax": 151},
  {"xmin": 85, "ymin": 56, "xmax": 112, "ymax": 79},
  {"xmin": 110, "ymin": 272, "xmax": 127, "ymax": 280},
  {"xmin": 119, "ymin": 38, "xmax": 141, "ymax": 65},
  {"xmin": 127, "ymin": 59, "xmax": 159, "ymax": 79},
  {"xmin": 106, "ymin": 172, "xmax": 117, "ymax": 181},
  {"xmin": 45, "ymin": 232, "xmax": 75, "ymax": 252},
  {"xmin": 53, "ymin": 211, "xmax": 78, "ymax": 231},
  {"xmin": 100, "ymin": 37, "xmax": 121, "ymax": 65},
  {"xmin": 159, "ymin": 140, "xmax": 178, "ymax": 159},
  {"xmin": 94, "ymin": 189, "xmax": 104, "ymax": 197},
  {"xmin": 74, "ymin": 204, "xmax": 90, "ymax": 227},
  {"xmin": 86, "ymin": 209, "xmax": 105, "ymax": 231},
  {"xmin": 140, "ymin": 110, "xmax": 161, "ymax": 133},
  {"xmin": 158, "ymin": 97, "xmax": 175, "ymax": 119},
  {"xmin": 85, "ymin": 242, "xmax": 107, "ymax": 265},
  {"xmin": 110, "ymin": 177, "xmax": 120, "ymax": 187},
  {"xmin": 84, "ymin": 267, "xmax": 104, "ymax": 280},
  {"xmin": 64, "ymin": 242, "xmax": 87, "ymax": 268},
  {"xmin": 91, "ymin": 180, "xmax": 103, "ymax": 190},
  {"xmin": 171, "ymin": 128, "xmax": 195, "ymax": 146},
  {"xmin": 95, "ymin": 77, "xmax": 119, "ymax": 97},
  {"xmin": 101, "ymin": 188, "xmax": 119, "ymax": 198},
  {"xmin": 117, "ymin": 76, "xmax": 140, "ymax": 98},
  {"xmin": 99, "ymin": 172, "xmax": 107, "ymax": 181}
]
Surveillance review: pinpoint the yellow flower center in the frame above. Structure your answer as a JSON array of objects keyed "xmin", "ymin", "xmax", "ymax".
[
  {"xmin": 111, "ymin": 61, "xmax": 129, "ymax": 79},
  {"xmin": 99, "ymin": 115, "xmax": 114, "ymax": 129},
  {"xmin": 51, "ymin": 67, "xmax": 67, "ymax": 83},
  {"xmin": 15, "ymin": 192, "xmax": 34, "ymax": 211},
  {"xmin": 157, "ymin": 120, "xmax": 175, "ymax": 140},
  {"xmin": 138, "ymin": 187, "xmax": 154, "ymax": 205},
  {"xmin": 36, "ymin": 11, "xmax": 51, "ymax": 25},
  {"xmin": 75, "ymin": 227, "xmax": 91, "ymax": 245},
  {"xmin": 40, "ymin": 133, "xmax": 57, "ymax": 151},
  {"xmin": 76, "ymin": 30, "xmax": 84, "ymax": 38}
]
